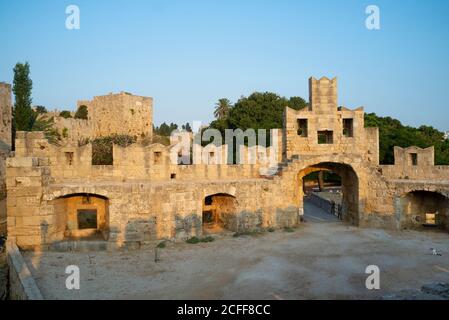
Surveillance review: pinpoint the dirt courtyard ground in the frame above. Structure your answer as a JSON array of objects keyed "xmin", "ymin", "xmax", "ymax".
[{"xmin": 22, "ymin": 202, "xmax": 449, "ymax": 300}]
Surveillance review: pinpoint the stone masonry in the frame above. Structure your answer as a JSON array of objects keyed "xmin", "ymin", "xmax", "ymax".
[{"xmin": 2, "ymin": 77, "xmax": 449, "ymax": 250}]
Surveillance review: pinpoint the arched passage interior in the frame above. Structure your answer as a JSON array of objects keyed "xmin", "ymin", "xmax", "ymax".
[
  {"xmin": 397, "ymin": 191, "xmax": 449, "ymax": 230},
  {"xmin": 202, "ymin": 193, "xmax": 237, "ymax": 233},
  {"xmin": 297, "ymin": 162, "xmax": 359, "ymax": 225},
  {"xmin": 53, "ymin": 193, "xmax": 110, "ymax": 240}
]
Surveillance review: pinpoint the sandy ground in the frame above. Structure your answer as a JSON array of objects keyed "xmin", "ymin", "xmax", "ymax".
[{"xmin": 23, "ymin": 201, "xmax": 449, "ymax": 300}]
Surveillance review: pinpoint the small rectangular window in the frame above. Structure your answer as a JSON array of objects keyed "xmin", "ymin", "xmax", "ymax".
[
  {"xmin": 343, "ymin": 119, "xmax": 354, "ymax": 137},
  {"xmin": 170, "ymin": 173, "xmax": 176, "ymax": 179},
  {"xmin": 65, "ymin": 152, "xmax": 74, "ymax": 165},
  {"xmin": 77, "ymin": 209, "xmax": 97, "ymax": 229},
  {"xmin": 154, "ymin": 151, "xmax": 162, "ymax": 164},
  {"xmin": 297, "ymin": 119, "xmax": 308, "ymax": 137},
  {"xmin": 317, "ymin": 131, "xmax": 333, "ymax": 144},
  {"xmin": 425, "ymin": 213, "xmax": 436, "ymax": 225},
  {"xmin": 410, "ymin": 153, "xmax": 418, "ymax": 166}
]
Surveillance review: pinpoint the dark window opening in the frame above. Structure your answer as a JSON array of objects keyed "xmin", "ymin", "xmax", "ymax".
[
  {"xmin": 343, "ymin": 119, "xmax": 354, "ymax": 137},
  {"xmin": 154, "ymin": 151, "xmax": 162, "ymax": 164},
  {"xmin": 77, "ymin": 209, "xmax": 97, "ymax": 229},
  {"xmin": 202, "ymin": 211, "xmax": 214, "ymax": 224},
  {"xmin": 65, "ymin": 152, "xmax": 74, "ymax": 165},
  {"xmin": 410, "ymin": 153, "xmax": 418, "ymax": 166},
  {"xmin": 170, "ymin": 173, "xmax": 176, "ymax": 179},
  {"xmin": 204, "ymin": 195, "xmax": 213, "ymax": 205},
  {"xmin": 318, "ymin": 131, "xmax": 333, "ymax": 144},
  {"xmin": 297, "ymin": 119, "xmax": 308, "ymax": 137}
]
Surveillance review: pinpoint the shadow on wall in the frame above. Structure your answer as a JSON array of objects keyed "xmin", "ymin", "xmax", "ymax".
[{"xmin": 397, "ymin": 191, "xmax": 449, "ymax": 231}]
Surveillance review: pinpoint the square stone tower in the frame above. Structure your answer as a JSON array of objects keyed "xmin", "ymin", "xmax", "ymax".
[
  {"xmin": 309, "ymin": 77, "xmax": 338, "ymax": 114},
  {"xmin": 77, "ymin": 91, "xmax": 153, "ymax": 139},
  {"xmin": 0, "ymin": 82, "xmax": 12, "ymax": 150}
]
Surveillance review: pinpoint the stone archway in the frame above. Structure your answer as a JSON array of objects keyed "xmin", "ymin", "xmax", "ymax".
[
  {"xmin": 202, "ymin": 193, "xmax": 238, "ymax": 233},
  {"xmin": 396, "ymin": 190, "xmax": 449, "ymax": 231},
  {"xmin": 297, "ymin": 162, "xmax": 360, "ymax": 225},
  {"xmin": 53, "ymin": 193, "xmax": 110, "ymax": 240}
]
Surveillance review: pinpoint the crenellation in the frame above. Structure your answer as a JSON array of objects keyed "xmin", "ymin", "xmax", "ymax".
[{"xmin": 3, "ymin": 76, "xmax": 449, "ymax": 250}]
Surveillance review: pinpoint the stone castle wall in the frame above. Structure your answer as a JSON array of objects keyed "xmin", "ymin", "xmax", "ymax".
[
  {"xmin": 3, "ymin": 77, "xmax": 449, "ymax": 250},
  {"xmin": 43, "ymin": 91, "xmax": 153, "ymax": 143},
  {"xmin": 0, "ymin": 83, "xmax": 12, "ymax": 236}
]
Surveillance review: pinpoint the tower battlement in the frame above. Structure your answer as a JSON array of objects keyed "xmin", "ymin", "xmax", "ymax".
[{"xmin": 309, "ymin": 77, "xmax": 338, "ymax": 114}]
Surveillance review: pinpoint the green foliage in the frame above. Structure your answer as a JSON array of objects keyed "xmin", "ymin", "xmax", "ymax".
[
  {"xmin": 62, "ymin": 127, "xmax": 69, "ymax": 138},
  {"xmin": 91, "ymin": 134, "xmax": 136, "ymax": 165},
  {"xmin": 185, "ymin": 236, "xmax": 215, "ymax": 244},
  {"xmin": 267, "ymin": 227, "xmax": 275, "ymax": 232},
  {"xmin": 181, "ymin": 122, "xmax": 192, "ymax": 132},
  {"xmin": 303, "ymin": 171, "xmax": 342, "ymax": 184},
  {"xmin": 210, "ymin": 92, "xmax": 307, "ymax": 134},
  {"xmin": 59, "ymin": 110, "xmax": 72, "ymax": 119},
  {"xmin": 150, "ymin": 134, "xmax": 171, "ymax": 146},
  {"xmin": 74, "ymin": 105, "xmax": 88, "ymax": 119},
  {"xmin": 283, "ymin": 227, "xmax": 295, "ymax": 233},
  {"xmin": 214, "ymin": 98, "xmax": 233, "ymax": 120},
  {"xmin": 364, "ymin": 113, "xmax": 449, "ymax": 165},
  {"xmin": 232, "ymin": 230, "xmax": 263, "ymax": 237},
  {"xmin": 156, "ymin": 241, "xmax": 166, "ymax": 248},
  {"xmin": 201, "ymin": 236, "xmax": 215, "ymax": 243},
  {"xmin": 34, "ymin": 105, "xmax": 47, "ymax": 114},
  {"xmin": 12, "ymin": 62, "xmax": 33, "ymax": 131},
  {"xmin": 186, "ymin": 236, "xmax": 200, "ymax": 244},
  {"xmin": 31, "ymin": 114, "xmax": 61, "ymax": 144},
  {"xmin": 154, "ymin": 122, "xmax": 178, "ymax": 136}
]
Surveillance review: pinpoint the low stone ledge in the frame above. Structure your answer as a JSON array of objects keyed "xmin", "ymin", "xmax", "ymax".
[{"xmin": 6, "ymin": 241, "xmax": 43, "ymax": 300}]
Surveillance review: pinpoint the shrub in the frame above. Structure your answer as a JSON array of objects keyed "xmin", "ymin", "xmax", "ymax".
[
  {"xmin": 59, "ymin": 110, "xmax": 72, "ymax": 118},
  {"xmin": 186, "ymin": 236, "xmax": 200, "ymax": 244},
  {"xmin": 91, "ymin": 134, "xmax": 136, "ymax": 165},
  {"xmin": 283, "ymin": 227, "xmax": 295, "ymax": 233},
  {"xmin": 267, "ymin": 227, "xmax": 275, "ymax": 232},
  {"xmin": 201, "ymin": 236, "xmax": 214, "ymax": 243},
  {"xmin": 156, "ymin": 241, "xmax": 166, "ymax": 248},
  {"xmin": 75, "ymin": 105, "xmax": 88, "ymax": 119},
  {"xmin": 62, "ymin": 127, "xmax": 69, "ymax": 138}
]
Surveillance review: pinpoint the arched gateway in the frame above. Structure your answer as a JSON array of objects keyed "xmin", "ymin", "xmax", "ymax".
[{"xmin": 4, "ymin": 76, "xmax": 449, "ymax": 250}]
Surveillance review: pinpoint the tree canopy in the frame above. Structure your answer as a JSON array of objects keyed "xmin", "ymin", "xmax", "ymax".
[
  {"xmin": 364, "ymin": 113, "xmax": 449, "ymax": 165},
  {"xmin": 210, "ymin": 92, "xmax": 307, "ymax": 133},
  {"xmin": 213, "ymin": 98, "xmax": 232, "ymax": 120},
  {"xmin": 59, "ymin": 110, "xmax": 72, "ymax": 118},
  {"xmin": 74, "ymin": 105, "xmax": 88, "ymax": 119},
  {"xmin": 12, "ymin": 62, "xmax": 33, "ymax": 131}
]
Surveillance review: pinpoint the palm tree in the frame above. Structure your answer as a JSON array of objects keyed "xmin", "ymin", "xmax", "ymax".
[{"xmin": 213, "ymin": 98, "xmax": 232, "ymax": 120}]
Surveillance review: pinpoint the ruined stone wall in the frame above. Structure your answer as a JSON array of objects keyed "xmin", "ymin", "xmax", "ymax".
[
  {"xmin": 51, "ymin": 116, "xmax": 92, "ymax": 142},
  {"xmin": 79, "ymin": 92, "xmax": 153, "ymax": 139},
  {"xmin": 380, "ymin": 146, "xmax": 449, "ymax": 180},
  {"xmin": 0, "ymin": 83, "xmax": 12, "ymax": 237},
  {"xmin": 5, "ymin": 76, "xmax": 449, "ymax": 251},
  {"xmin": 5, "ymin": 159, "xmax": 295, "ymax": 249},
  {"xmin": 13, "ymin": 131, "xmax": 281, "ymax": 183}
]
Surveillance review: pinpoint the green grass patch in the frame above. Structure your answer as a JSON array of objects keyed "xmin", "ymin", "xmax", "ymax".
[
  {"xmin": 156, "ymin": 241, "xmax": 166, "ymax": 248},
  {"xmin": 283, "ymin": 227, "xmax": 295, "ymax": 233},
  {"xmin": 201, "ymin": 236, "xmax": 215, "ymax": 243},
  {"xmin": 232, "ymin": 230, "xmax": 263, "ymax": 237},
  {"xmin": 186, "ymin": 236, "xmax": 215, "ymax": 244}
]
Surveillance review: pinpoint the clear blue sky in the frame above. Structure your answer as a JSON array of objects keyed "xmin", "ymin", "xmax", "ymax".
[{"xmin": 1, "ymin": 0, "xmax": 448, "ymax": 130}]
